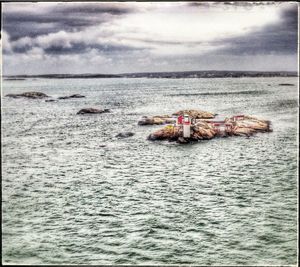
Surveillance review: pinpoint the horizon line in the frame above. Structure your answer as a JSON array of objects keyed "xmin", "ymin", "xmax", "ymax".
[{"xmin": 2, "ymin": 69, "xmax": 298, "ymax": 77}]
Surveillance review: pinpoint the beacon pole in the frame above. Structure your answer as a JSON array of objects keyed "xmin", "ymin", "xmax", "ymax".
[{"xmin": 183, "ymin": 114, "xmax": 191, "ymax": 138}]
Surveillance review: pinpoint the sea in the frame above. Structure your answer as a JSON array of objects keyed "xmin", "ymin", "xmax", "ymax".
[{"xmin": 2, "ymin": 77, "xmax": 298, "ymax": 265}]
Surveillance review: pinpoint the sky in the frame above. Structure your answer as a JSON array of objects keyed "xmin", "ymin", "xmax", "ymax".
[{"xmin": 1, "ymin": 2, "xmax": 299, "ymax": 75}]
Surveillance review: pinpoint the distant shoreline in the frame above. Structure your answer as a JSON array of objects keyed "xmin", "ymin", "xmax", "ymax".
[{"xmin": 3, "ymin": 70, "xmax": 298, "ymax": 80}]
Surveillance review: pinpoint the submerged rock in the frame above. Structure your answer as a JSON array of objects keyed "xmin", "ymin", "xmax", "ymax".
[
  {"xmin": 6, "ymin": 91, "xmax": 49, "ymax": 99},
  {"xmin": 58, "ymin": 94, "xmax": 85, "ymax": 99},
  {"xmin": 116, "ymin": 132, "xmax": 135, "ymax": 138},
  {"xmin": 45, "ymin": 99, "xmax": 58, "ymax": 102},
  {"xmin": 77, "ymin": 108, "xmax": 110, "ymax": 114}
]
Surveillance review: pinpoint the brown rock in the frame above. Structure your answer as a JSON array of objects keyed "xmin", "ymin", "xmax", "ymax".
[
  {"xmin": 147, "ymin": 125, "xmax": 181, "ymax": 141},
  {"xmin": 138, "ymin": 116, "xmax": 173, "ymax": 125},
  {"xmin": 172, "ymin": 109, "xmax": 216, "ymax": 119}
]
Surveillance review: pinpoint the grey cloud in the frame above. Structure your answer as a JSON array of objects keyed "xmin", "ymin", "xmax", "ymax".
[
  {"xmin": 189, "ymin": 2, "xmax": 279, "ymax": 8},
  {"xmin": 2, "ymin": 3, "xmax": 136, "ymax": 41},
  {"xmin": 53, "ymin": 3, "xmax": 135, "ymax": 15},
  {"xmin": 212, "ymin": 5, "xmax": 298, "ymax": 56},
  {"xmin": 188, "ymin": 2, "xmax": 212, "ymax": 8},
  {"xmin": 280, "ymin": 4, "xmax": 298, "ymax": 29},
  {"xmin": 10, "ymin": 37, "xmax": 147, "ymax": 55},
  {"xmin": 2, "ymin": 2, "xmax": 298, "ymax": 75},
  {"xmin": 43, "ymin": 43, "xmax": 146, "ymax": 55}
]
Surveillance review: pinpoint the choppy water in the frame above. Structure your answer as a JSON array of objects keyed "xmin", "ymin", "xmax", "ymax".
[{"xmin": 2, "ymin": 77, "xmax": 298, "ymax": 265}]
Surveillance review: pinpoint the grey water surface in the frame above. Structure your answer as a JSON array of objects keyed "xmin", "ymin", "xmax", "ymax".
[{"xmin": 2, "ymin": 77, "xmax": 298, "ymax": 265}]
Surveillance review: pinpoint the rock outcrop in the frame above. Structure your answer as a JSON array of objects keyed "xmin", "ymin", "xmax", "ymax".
[
  {"xmin": 138, "ymin": 116, "xmax": 176, "ymax": 125},
  {"xmin": 77, "ymin": 108, "xmax": 110, "ymax": 114},
  {"xmin": 226, "ymin": 115, "xmax": 272, "ymax": 137},
  {"xmin": 138, "ymin": 109, "xmax": 215, "ymax": 125},
  {"xmin": 148, "ymin": 115, "xmax": 272, "ymax": 143},
  {"xmin": 148, "ymin": 125, "xmax": 182, "ymax": 141},
  {"xmin": 172, "ymin": 109, "xmax": 216, "ymax": 119},
  {"xmin": 6, "ymin": 92, "xmax": 49, "ymax": 99}
]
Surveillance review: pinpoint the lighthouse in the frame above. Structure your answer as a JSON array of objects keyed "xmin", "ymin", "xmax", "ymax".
[{"xmin": 183, "ymin": 114, "xmax": 191, "ymax": 138}]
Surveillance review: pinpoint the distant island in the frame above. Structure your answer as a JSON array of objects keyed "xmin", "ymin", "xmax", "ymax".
[{"xmin": 3, "ymin": 70, "xmax": 298, "ymax": 80}]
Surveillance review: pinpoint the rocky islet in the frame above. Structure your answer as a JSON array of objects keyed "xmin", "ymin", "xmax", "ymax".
[
  {"xmin": 147, "ymin": 113, "xmax": 272, "ymax": 143},
  {"xmin": 5, "ymin": 91, "xmax": 272, "ymax": 144}
]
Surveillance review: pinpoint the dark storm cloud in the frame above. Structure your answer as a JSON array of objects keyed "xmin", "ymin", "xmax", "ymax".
[
  {"xmin": 189, "ymin": 2, "xmax": 279, "ymax": 8},
  {"xmin": 2, "ymin": 3, "xmax": 143, "ymax": 57},
  {"xmin": 54, "ymin": 3, "xmax": 134, "ymax": 15},
  {"xmin": 213, "ymin": 5, "xmax": 298, "ymax": 56},
  {"xmin": 10, "ymin": 37, "xmax": 147, "ymax": 55},
  {"xmin": 280, "ymin": 4, "xmax": 298, "ymax": 29},
  {"xmin": 42, "ymin": 43, "xmax": 145, "ymax": 55},
  {"xmin": 2, "ymin": 3, "xmax": 136, "ymax": 41}
]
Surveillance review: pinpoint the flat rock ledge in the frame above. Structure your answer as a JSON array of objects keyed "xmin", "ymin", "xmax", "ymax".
[
  {"xmin": 6, "ymin": 91, "xmax": 49, "ymax": 99},
  {"xmin": 138, "ymin": 109, "xmax": 216, "ymax": 125},
  {"xmin": 148, "ymin": 115, "xmax": 272, "ymax": 144},
  {"xmin": 77, "ymin": 108, "xmax": 110, "ymax": 114}
]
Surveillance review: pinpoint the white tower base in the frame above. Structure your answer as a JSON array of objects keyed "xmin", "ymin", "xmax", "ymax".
[{"xmin": 183, "ymin": 124, "xmax": 191, "ymax": 138}]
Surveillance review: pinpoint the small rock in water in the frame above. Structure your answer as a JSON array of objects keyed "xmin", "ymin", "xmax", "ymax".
[
  {"xmin": 278, "ymin": 83, "xmax": 294, "ymax": 86},
  {"xmin": 116, "ymin": 132, "xmax": 135, "ymax": 138},
  {"xmin": 58, "ymin": 94, "xmax": 85, "ymax": 99},
  {"xmin": 6, "ymin": 91, "xmax": 49, "ymax": 99},
  {"xmin": 45, "ymin": 99, "xmax": 57, "ymax": 102},
  {"xmin": 177, "ymin": 137, "xmax": 188, "ymax": 144},
  {"xmin": 77, "ymin": 108, "xmax": 110, "ymax": 114}
]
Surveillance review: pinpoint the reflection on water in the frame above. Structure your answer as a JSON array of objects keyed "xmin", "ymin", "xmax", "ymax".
[{"xmin": 2, "ymin": 77, "xmax": 298, "ymax": 265}]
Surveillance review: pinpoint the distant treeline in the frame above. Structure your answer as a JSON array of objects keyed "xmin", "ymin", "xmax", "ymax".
[{"xmin": 4, "ymin": 70, "xmax": 298, "ymax": 80}]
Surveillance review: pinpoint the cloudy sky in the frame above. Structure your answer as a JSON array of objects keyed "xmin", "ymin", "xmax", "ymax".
[{"xmin": 1, "ymin": 2, "xmax": 298, "ymax": 75}]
